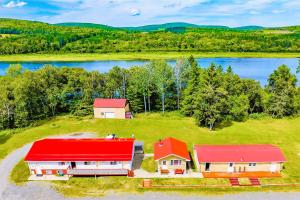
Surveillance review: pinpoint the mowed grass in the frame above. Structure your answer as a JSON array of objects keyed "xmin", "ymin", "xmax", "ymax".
[
  {"xmin": 10, "ymin": 160, "xmax": 30, "ymax": 185},
  {"xmin": 141, "ymin": 157, "xmax": 157, "ymax": 172},
  {"xmin": 3, "ymin": 112, "xmax": 300, "ymax": 196},
  {"xmin": 0, "ymin": 52, "xmax": 299, "ymax": 62}
]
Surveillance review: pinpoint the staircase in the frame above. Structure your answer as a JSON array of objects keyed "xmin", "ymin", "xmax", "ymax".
[
  {"xmin": 229, "ymin": 178, "xmax": 240, "ymax": 186},
  {"xmin": 249, "ymin": 178, "xmax": 261, "ymax": 186}
]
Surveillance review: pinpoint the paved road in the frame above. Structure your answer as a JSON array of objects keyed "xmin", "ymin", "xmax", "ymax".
[
  {"xmin": 0, "ymin": 133, "xmax": 299, "ymax": 200},
  {"xmin": 0, "ymin": 143, "xmax": 32, "ymax": 198}
]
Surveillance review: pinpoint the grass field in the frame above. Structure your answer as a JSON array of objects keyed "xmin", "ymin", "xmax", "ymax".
[
  {"xmin": 3, "ymin": 112, "xmax": 300, "ymax": 196},
  {"xmin": 0, "ymin": 52, "xmax": 299, "ymax": 62}
]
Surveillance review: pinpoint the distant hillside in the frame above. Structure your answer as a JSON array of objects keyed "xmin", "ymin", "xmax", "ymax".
[
  {"xmin": 234, "ymin": 26, "xmax": 265, "ymax": 31},
  {"xmin": 55, "ymin": 22, "xmax": 265, "ymax": 32},
  {"xmin": 55, "ymin": 22, "xmax": 119, "ymax": 31},
  {"xmin": 1, "ymin": 18, "xmax": 300, "ymax": 54},
  {"xmin": 121, "ymin": 22, "xmax": 229, "ymax": 32}
]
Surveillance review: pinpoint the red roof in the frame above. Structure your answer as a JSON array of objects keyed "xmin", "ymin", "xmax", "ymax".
[
  {"xmin": 25, "ymin": 138, "xmax": 135, "ymax": 161},
  {"xmin": 154, "ymin": 137, "xmax": 190, "ymax": 161},
  {"xmin": 93, "ymin": 98, "xmax": 127, "ymax": 108},
  {"xmin": 194, "ymin": 144, "xmax": 286, "ymax": 163}
]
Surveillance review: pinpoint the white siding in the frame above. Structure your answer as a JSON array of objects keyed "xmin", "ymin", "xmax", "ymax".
[{"xmin": 28, "ymin": 161, "xmax": 70, "ymax": 170}]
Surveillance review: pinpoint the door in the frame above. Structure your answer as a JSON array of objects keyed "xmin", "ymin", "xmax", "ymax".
[
  {"xmin": 105, "ymin": 112, "xmax": 115, "ymax": 118},
  {"xmin": 71, "ymin": 162, "xmax": 76, "ymax": 169},
  {"xmin": 270, "ymin": 163, "xmax": 277, "ymax": 172},
  {"xmin": 36, "ymin": 167, "xmax": 42, "ymax": 175},
  {"xmin": 205, "ymin": 163, "xmax": 211, "ymax": 172},
  {"xmin": 161, "ymin": 160, "xmax": 167, "ymax": 169},
  {"xmin": 228, "ymin": 163, "xmax": 234, "ymax": 172}
]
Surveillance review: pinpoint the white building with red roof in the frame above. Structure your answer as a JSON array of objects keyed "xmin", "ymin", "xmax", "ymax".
[
  {"xmin": 193, "ymin": 144, "xmax": 286, "ymax": 177},
  {"xmin": 93, "ymin": 98, "xmax": 132, "ymax": 119},
  {"xmin": 154, "ymin": 137, "xmax": 191, "ymax": 175},
  {"xmin": 25, "ymin": 138, "xmax": 135, "ymax": 176}
]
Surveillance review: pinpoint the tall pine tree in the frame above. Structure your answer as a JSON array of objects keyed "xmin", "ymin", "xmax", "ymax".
[{"xmin": 181, "ymin": 55, "xmax": 200, "ymax": 116}]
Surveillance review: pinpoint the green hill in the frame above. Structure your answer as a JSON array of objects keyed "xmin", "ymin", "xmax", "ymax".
[{"xmin": 55, "ymin": 22, "xmax": 120, "ymax": 31}]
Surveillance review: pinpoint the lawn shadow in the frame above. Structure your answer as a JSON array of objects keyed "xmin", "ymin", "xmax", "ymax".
[
  {"xmin": 214, "ymin": 120, "xmax": 233, "ymax": 130},
  {"xmin": 0, "ymin": 133, "xmax": 12, "ymax": 144}
]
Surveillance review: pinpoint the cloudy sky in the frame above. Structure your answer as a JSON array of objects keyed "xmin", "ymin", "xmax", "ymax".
[{"xmin": 0, "ymin": 0, "xmax": 299, "ymax": 27}]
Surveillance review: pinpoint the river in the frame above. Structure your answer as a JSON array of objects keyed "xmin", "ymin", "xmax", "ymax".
[{"xmin": 0, "ymin": 58, "xmax": 299, "ymax": 85}]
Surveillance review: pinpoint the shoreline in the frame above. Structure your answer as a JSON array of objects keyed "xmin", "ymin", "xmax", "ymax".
[{"xmin": 0, "ymin": 52, "xmax": 299, "ymax": 62}]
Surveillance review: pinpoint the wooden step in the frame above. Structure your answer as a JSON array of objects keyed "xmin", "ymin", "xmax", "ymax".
[
  {"xmin": 229, "ymin": 178, "xmax": 240, "ymax": 186},
  {"xmin": 249, "ymin": 178, "xmax": 261, "ymax": 186}
]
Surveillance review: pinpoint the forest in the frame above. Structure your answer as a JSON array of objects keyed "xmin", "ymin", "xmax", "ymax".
[
  {"xmin": 1, "ymin": 18, "xmax": 300, "ymax": 54},
  {"xmin": 1, "ymin": 56, "xmax": 299, "ymax": 131}
]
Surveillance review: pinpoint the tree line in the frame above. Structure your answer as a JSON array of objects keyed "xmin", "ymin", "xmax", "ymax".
[
  {"xmin": 1, "ymin": 18, "xmax": 300, "ymax": 54},
  {"xmin": 0, "ymin": 57, "xmax": 299, "ymax": 130}
]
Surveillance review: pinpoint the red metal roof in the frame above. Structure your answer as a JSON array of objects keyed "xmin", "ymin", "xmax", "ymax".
[
  {"xmin": 194, "ymin": 144, "xmax": 286, "ymax": 163},
  {"xmin": 25, "ymin": 138, "xmax": 135, "ymax": 161},
  {"xmin": 93, "ymin": 98, "xmax": 127, "ymax": 108},
  {"xmin": 154, "ymin": 137, "xmax": 191, "ymax": 161}
]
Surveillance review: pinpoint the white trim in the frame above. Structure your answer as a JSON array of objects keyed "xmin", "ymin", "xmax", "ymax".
[{"xmin": 155, "ymin": 154, "xmax": 191, "ymax": 161}]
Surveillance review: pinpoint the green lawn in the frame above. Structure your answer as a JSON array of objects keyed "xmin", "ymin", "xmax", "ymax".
[
  {"xmin": 3, "ymin": 112, "xmax": 300, "ymax": 196},
  {"xmin": 141, "ymin": 157, "xmax": 157, "ymax": 172},
  {"xmin": 10, "ymin": 160, "xmax": 30, "ymax": 185},
  {"xmin": 0, "ymin": 52, "xmax": 299, "ymax": 62}
]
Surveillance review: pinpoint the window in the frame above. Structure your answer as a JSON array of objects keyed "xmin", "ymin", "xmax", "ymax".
[
  {"xmin": 229, "ymin": 163, "xmax": 233, "ymax": 167},
  {"xmin": 170, "ymin": 160, "xmax": 181, "ymax": 166},
  {"xmin": 84, "ymin": 161, "xmax": 92, "ymax": 165},
  {"xmin": 58, "ymin": 162, "xmax": 65, "ymax": 165},
  {"xmin": 249, "ymin": 163, "xmax": 256, "ymax": 167},
  {"xmin": 162, "ymin": 161, "xmax": 167, "ymax": 165},
  {"xmin": 110, "ymin": 161, "xmax": 117, "ymax": 165}
]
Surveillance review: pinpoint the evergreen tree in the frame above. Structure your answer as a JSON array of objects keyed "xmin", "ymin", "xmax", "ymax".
[
  {"xmin": 194, "ymin": 64, "xmax": 228, "ymax": 130},
  {"xmin": 181, "ymin": 55, "xmax": 200, "ymax": 116},
  {"xmin": 266, "ymin": 65, "xmax": 297, "ymax": 118}
]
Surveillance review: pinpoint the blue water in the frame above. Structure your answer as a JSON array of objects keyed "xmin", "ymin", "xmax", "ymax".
[{"xmin": 0, "ymin": 58, "xmax": 299, "ymax": 86}]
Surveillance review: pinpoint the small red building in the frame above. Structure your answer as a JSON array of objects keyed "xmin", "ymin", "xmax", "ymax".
[
  {"xmin": 93, "ymin": 98, "xmax": 132, "ymax": 119},
  {"xmin": 154, "ymin": 137, "xmax": 191, "ymax": 174},
  {"xmin": 25, "ymin": 138, "xmax": 135, "ymax": 176}
]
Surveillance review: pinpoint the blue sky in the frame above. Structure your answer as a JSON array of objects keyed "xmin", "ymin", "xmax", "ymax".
[{"xmin": 0, "ymin": 0, "xmax": 300, "ymax": 27}]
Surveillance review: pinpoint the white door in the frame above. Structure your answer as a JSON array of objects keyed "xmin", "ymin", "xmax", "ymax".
[
  {"xmin": 161, "ymin": 160, "xmax": 167, "ymax": 169},
  {"xmin": 270, "ymin": 163, "xmax": 277, "ymax": 172},
  {"xmin": 228, "ymin": 163, "xmax": 234, "ymax": 172},
  {"xmin": 105, "ymin": 112, "xmax": 115, "ymax": 118},
  {"xmin": 36, "ymin": 167, "xmax": 42, "ymax": 175}
]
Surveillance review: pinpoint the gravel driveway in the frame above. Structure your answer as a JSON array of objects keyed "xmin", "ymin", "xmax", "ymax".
[{"xmin": 0, "ymin": 133, "xmax": 299, "ymax": 200}]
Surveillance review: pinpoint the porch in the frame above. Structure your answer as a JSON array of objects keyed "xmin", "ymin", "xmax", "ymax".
[{"xmin": 67, "ymin": 169, "xmax": 129, "ymax": 175}]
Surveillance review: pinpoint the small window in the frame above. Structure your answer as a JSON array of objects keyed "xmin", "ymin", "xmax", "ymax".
[
  {"xmin": 84, "ymin": 161, "xmax": 92, "ymax": 165},
  {"xmin": 229, "ymin": 163, "xmax": 233, "ymax": 167},
  {"xmin": 170, "ymin": 160, "xmax": 181, "ymax": 166},
  {"xmin": 58, "ymin": 162, "xmax": 65, "ymax": 165},
  {"xmin": 162, "ymin": 161, "xmax": 167, "ymax": 165},
  {"xmin": 101, "ymin": 112, "xmax": 104, "ymax": 115},
  {"xmin": 249, "ymin": 163, "xmax": 256, "ymax": 167},
  {"xmin": 110, "ymin": 161, "xmax": 117, "ymax": 165}
]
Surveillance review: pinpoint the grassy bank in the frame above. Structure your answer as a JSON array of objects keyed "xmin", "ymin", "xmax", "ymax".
[
  {"xmin": 4, "ymin": 112, "xmax": 300, "ymax": 196},
  {"xmin": 0, "ymin": 52, "xmax": 299, "ymax": 62}
]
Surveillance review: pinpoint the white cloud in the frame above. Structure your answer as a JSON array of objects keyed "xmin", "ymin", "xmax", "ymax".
[
  {"xmin": 130, "ymin": 8, "xmax": 141, "ymax": 16},
  {"xmin": 3, "ymin": 0, "xmax": 27, "ymax": 8}
]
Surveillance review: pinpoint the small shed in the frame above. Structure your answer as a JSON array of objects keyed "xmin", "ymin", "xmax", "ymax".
[
  {"xmin": 93, "ymin": 98, "xmax": 132, "ymax": 119},
  {"xmin": 154, "ymin": 137, "xmax": 191, "ymax": 175}
]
